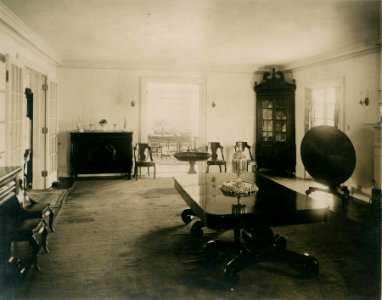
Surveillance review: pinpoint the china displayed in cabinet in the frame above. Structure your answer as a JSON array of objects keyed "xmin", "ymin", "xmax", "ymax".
[{"xmin": 254, "ymin": 69, "xmax": 296, "ymax": 176}]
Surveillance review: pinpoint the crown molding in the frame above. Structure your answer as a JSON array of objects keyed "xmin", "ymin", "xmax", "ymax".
[
  {"xmin": 59, "ymin": 60, "xmax": 259, "ymax": 74},
  {"xmin": 284, "ymin": 40, "xmax": 381, "ymax": 72},
  {"xmin": 0, "ymin": 2, "xmax": 61, "ymax": 65},
  {"xmin": 60, "ymin": 40, "xmax": 381, "ymax": 74}
]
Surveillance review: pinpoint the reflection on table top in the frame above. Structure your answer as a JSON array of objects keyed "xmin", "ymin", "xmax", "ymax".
[{"xmin": 174, "ymin": 172, "xmax": 329, "ymax": 229}]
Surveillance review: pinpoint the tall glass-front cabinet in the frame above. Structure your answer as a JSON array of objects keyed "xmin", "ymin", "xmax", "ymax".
[{"xmin": 254, "ymin": 69, "xmax": 296, "ymax": 176}]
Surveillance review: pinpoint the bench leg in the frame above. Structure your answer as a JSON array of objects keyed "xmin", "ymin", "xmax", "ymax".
[
  {"xmin": 29, "ymin": 238, "xmax": 41, "ymax": 271},
  {"xmin": 42, "ymin": 225, "xmax": 49, "ymax": 254},
  {"xmin": 48, "ymin": 208, "xmax": 55, "ymax": 232}
]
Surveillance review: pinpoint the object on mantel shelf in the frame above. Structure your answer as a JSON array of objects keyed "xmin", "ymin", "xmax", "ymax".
[
  {"xmin": 99, "ymin": 119, "xmax": 108, "ymax": 130},
  {"xmin": 123, "ymin": 118, "xmax": 127, "ymax": 131},
  {"xmin": 76, "ymin": 123, "xmax": 84, "ymax": 132}
]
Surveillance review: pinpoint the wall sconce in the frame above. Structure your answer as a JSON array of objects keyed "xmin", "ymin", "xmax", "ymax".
[
  {"xmin": 130, "ymin": 100, "xmax": 136, "ymax": 107},
  {"xmin": 211, "ymin": 101, "xmax": 216, "ymax": 108},
  {"xmin": 359, "ymin": 97, "xmax": 369, "ymax": 106}
]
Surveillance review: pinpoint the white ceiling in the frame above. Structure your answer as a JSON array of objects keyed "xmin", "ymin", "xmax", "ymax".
[{"xmin": 1, "ymin": 0, "xmax": 380, "ymax": 70}]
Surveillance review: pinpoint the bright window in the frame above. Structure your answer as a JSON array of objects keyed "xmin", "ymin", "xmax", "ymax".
[
  {"xmin": 143, "ymin": 80, "xmax": 203, "ymax": 154},
  {"xmin": 311, "ymin": 87, "xmax": 338, "ymax": 127},
  {"xmin": 305, "ymin": 85, "xmax": 341, "ymax": 132},
  {"xmin": 146, "ymin": 82, "xmax": 200, "ymax": 138}
]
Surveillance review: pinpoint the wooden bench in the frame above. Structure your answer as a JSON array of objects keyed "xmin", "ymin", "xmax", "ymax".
[
  {"xmin": 18, "ymin": 179, "xmax": 55, "ymax": 232},
  {"xmin": 1, "ymin": 196, "xmax": 49, "ymax": 274}
]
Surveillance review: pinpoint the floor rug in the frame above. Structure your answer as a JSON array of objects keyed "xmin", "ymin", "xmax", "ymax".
[
  {"xmin": 11, "ymin": 178, "xmax": 380, "ymax": 300},
  {"xmin": 27, "ymin": 189, "xmax": 70, "ymax": 208}
]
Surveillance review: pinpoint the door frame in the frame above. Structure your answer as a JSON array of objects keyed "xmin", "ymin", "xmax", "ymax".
[
  {"xmin": 24, "ymin": 68, "xmax": 58, "ymax": 189},
  {"xmin": 24, "ymin": 68, "xmax": 46, "ymax": 189},
  {"xmin": 44, "ymin": 79, "xmax": 58, "ymax": 188}
]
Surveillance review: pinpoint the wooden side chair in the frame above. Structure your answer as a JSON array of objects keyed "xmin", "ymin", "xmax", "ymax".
[
  {"xmin": 206, "ymin": 142, "xmax": 226, "ymax": 173},
  {"xmin": 234, "ymin": 141, "xmax": 256, "ymax": 171},
  {"xmin": 133, "ymin": 143, "xmax": 156, "ymax": 180}
]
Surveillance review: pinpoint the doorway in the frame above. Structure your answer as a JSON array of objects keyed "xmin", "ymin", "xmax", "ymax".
[
  {"xmin": 2, "ymin": 57, "xmax": 57, "ymax": 189},
  {"xmin": 24, "ymin": 68, "xmax": 58, "ymax": 189},
  {"xmin": 141, "ymin": 78, "xmax": 206, "ymax": 175}
]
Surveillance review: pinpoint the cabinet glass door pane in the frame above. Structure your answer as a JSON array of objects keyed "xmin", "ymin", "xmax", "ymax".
[
  {"xmin": 261, "ymin": 99, "xmax": 274, "ymax": 141},
  {"xmin": 274, "ymin": 100, "xmax": 287, "ymax": 142}
]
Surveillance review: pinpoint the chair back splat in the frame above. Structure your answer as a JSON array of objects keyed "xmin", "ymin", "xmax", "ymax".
[
  {"xmin": 206, "ymin": 142, "xmax": 226, "ymax": 173},
  {"xmin": 133, "ymin": 143, "xmax": 156, "ymax": 180}
]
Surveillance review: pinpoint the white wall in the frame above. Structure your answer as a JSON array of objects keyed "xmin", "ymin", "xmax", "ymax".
[
  {"xmin": 58, "ymin": 50, "xmax": 381, "ymax": 198},
  {"xmin": 57, "ymin": 68, "xmax": 256, "ymax": 176},
  {"xmin": 293, "ymin": 51, "xmax": 381, "ymax": 192}
]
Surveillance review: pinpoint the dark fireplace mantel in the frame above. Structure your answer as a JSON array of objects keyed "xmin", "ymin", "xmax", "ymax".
[{"xmin": 70, "ymin": 131, "xmax": 133, "ymax": 179}]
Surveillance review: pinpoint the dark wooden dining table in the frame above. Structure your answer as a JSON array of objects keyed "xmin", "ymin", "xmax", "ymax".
[{"xmin": 174, "ymin": 172, "xmax": 330, "ymax": 286}]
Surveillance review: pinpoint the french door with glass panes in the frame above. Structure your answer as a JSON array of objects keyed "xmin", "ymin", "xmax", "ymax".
[
  {"xmin": 25, "ymin": 68, "xmax": 58, "ymax": 189},
  {"xmin": 2, "ymin": 56, "xmax": 58, "ymax": 189},
  {"xmin": 5, "ymin": 54, "xmax": 24, "ymax": 167}
]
